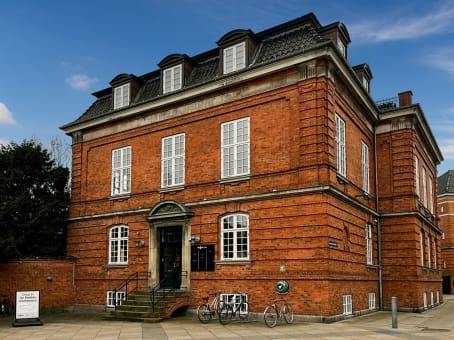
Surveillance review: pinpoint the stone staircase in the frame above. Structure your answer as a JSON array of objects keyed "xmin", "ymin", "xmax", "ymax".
[{"xmin": 108, "ymin": 289, "xmax": 190, "ymax": 323}]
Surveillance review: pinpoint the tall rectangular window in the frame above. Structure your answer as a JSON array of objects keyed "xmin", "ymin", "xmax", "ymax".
[
  {"xmin": 343, "ymin": 295, "xmax": 352, "ymax": 315},
  {"xmin": 335, "ymin": 114, "xmax": 346, "ymax": 177},
  {"xmin": 366, "ymin": 223, "xmax": 373, "ymax": 265},
  {"xmin": 111, "ymin": 146, "xmax": 131, "ymax": 196},
  {"xmin": 163, "ymin": 64, "xmax": 182, "ymax": 94},
  {"xmin": 415, "ymin": 156, "xmax": 420, "ymax": 197},
  {"xmin": 428, "ymin": 178, "xmax": 433, "ymax": 213},
  {"xmin": 427, "ymin": 234, "xmax": 431, "ymax": 268},
  {"xmin": 368, "ymin": 293, "xmax": 376, "ymax": 310},
  {"xmin": 223, "ymin": 42, "xmax": 246, "ymax": 74},
  {"xmin": 420, "ymin": 230, "xmax": 424, "ymax": 266},
  {"xmin": 221, "ymin": 214, "xmax": 249, "ymax": 260},
  {"xmin": 109, "ymin": 225, "xmax": 128, "ymax": 265},
  {"xmin": 161, "ymin": 133, "xmax": 185, "ymax": 188},
  {"xmin": 221, "ymin": 117, "xmax": 250, "ymax": 179},
  {"xmin": 113, "ymin": 84, "xmax": 130, "ymax": 109},
  {"xmin": 361, "ymin": 141, "xmax": 369, "ymax": 193},
  {"xmin": 422, "ymin": 167, "xmax": 427, "ymax": 207}
]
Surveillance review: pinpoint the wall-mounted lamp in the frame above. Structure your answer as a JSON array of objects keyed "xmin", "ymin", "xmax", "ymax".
[
  {"xmin": 190, "ymin": 236, "xmax": 201, "ymax": 244},
  {"xmin": 46, "ymin": 276, "xmax": 53, "ymax": 282},
  {"xmin": 135, "ymin": 240, "xmax": 145, "ymax": 247}
]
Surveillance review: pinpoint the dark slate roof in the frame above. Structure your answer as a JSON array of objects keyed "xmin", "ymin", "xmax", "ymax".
[
  {"xmin": 62, "ymin": 13, "xmax": 333, "ymax": 130},
  {"xmin": 438, "ymin": 170, "xmax": 454, "ymax": 195}
]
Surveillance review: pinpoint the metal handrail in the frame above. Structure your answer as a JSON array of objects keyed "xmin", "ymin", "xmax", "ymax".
[
  {"xmin": 112, "ymin": 272, "xmax": 148, "ymax": 309},
  {"xmin": 151, "ymin": 271, "xmax": 187, "ymax": 313}
]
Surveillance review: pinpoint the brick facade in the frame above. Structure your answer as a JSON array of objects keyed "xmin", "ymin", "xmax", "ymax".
[
  {"xmin": 0, "ymin": 259, "xmax": 76, "ymax": 309},
  {"xmin": 61, "ymin": 13, "xmax": 443, "ymax": 319}
]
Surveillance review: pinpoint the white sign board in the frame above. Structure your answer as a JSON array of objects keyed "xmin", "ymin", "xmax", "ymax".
[{"xmin": 15, "ymin": 290, "xmax": 40, "ymax": 319}]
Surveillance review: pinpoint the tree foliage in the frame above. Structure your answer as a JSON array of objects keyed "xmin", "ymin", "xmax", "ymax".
[{"xmin": 0, "ymin": 140, "xmax": 70, "ymax": 262}]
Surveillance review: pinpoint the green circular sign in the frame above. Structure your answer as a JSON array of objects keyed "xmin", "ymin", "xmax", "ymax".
[{"xmin": 275, "ymin": 280, "xmax": 289, "ymax": 294}]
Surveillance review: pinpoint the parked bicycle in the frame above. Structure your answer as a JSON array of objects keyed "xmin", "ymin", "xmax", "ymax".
[
  {"xmin": 263, "ymin": 293, "xmax": 293, "ymax": 327},
  {"xmin": 219, "ymin": 292, "xmax": 248, "ymax": 324},
  {"xmin": 197, "ymin": 291, "xmax": 224, "ymax": 323},
  {"xmin": 0, "ymin": 294, "xmax": 14, "ymax": 317}
]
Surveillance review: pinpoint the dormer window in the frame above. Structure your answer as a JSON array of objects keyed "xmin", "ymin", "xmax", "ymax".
[
  {"xmin": 113, "ymin": 83, "xmax": 130, "ymax": 109},
  {"xmin": 163, "ymin": 64, "xmax": 182, "ymax": 94},
  {"xmin": 337, "ymin": 38, "xmax": 346, "ymax": 58},
  {"xmin": 223, "ymin": 42, "xmax": 246, "ymax": 74}
]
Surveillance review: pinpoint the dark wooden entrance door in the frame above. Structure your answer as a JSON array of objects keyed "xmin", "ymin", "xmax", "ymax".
[
  {"xmin": 443, "ymin": 276, "xmax": 452, "ymax": 294},
  {"xmin": 159, "ymin": 226, "xmax": 182, "ymax": 289}
]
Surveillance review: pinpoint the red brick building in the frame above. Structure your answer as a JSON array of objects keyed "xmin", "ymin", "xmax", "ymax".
[
  {"xmin": 61, "ymin": 13, "xmax": 443, "ymax": 320},
  {"xmin": 438, "ymin": 170, "xmax": 454, "ymax": 294}
]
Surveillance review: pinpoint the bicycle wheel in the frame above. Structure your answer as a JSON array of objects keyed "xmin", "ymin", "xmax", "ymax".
[
  {"xmin": 219, "ymin": 304, "xmax": 233, "ymax": 325},
  {"xmin": 283, "ymin": 303, "xmax": 294, "ymax": 324},
  {"xmin": 238, "ymin": 302, "xmax": 249, "ymax": 320},
  {"xmin": 214, "ymin": 300, "xmax": 224, "ymax": 319},
  {"xmin": 197, "ymin": 304, "xmax": 212, "ymax": 323},
  {"xmin": 264, "ymin": 305, "xmax": 278, "ymax": 328}
]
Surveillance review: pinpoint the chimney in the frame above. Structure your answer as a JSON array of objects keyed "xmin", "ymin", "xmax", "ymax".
[{"xmin": 398, "ymin": 91, "xmax": 413, "ymax": 108}]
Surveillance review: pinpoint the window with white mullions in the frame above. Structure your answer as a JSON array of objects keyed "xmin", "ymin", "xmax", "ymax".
[
  {"xmin": 361, "ymin": 141, "xmax": 369, "ymax": 193},
  {"xmin": 223, "ymin": 42, "xmax": 246, "ymax": 74},
  {"xmin": 366, "ymin": 223, "xmax": 373, "ymax": 265},
  {"xmin": 109, "ymin": 225, "xmax": 128, "ymax": 265},
  {"xmin": 221, "ymin": 118, "xmax": 249, "ymax": 178},
  {"xmin": 114, "ymin": 84, "xmax": 130, "ymax": 109},
  {"xmin": 161, "ymin": 134, "xmax": 185, "ymax": 188},
  {"xmin": 221, "ymin": 214, "xmax": 249, "ymax": 260},
  {"xmin": 335, "ymin": 114, "xmax": 346, "ymax": 177},
  {"xmin": 343, "ymin": 294, "xmax": 352, "ymax": 315},
  {"xmin": 163, "ymin": 64, "xmax": 182, "ymax": 94},
  {"xmin": 106, "ymin": 291, "xmax": 125, "ymax": 307},
  {"xmin": 111, "ymin": 146, "xmax": 131, "ymax": 196}
]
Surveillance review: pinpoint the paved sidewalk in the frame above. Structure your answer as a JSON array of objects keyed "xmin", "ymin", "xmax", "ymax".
[{"xmin": 1, "ymin": 295, "xmax": 453, "ymax": 339}]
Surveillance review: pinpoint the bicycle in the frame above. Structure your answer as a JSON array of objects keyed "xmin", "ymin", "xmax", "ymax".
[
  {"xmin": 196, "ymin": 291, "xmax": 224, "ymax": 323},
  {"xmin": 263, "ymin": 293, "xmax": 293, "ymax": 327},
  {"xmin": 219, "ymin": 292, "xmax": 248, "ymax": 324},
  {"xmin": 0, "ymin": 294, "xmax": 14, "ymax": 317}
]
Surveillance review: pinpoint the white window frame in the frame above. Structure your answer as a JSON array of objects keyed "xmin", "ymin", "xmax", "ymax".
[
  {"xmin": 368, "ymin": 293, "xmax": 376, "ymax": 310},
  {"xmin": 113, "ymin": 83, "xmax": 130, "ymax": 109},
  {"xmin": 109, "ymin": 225, "xmax": 129, "ymax": 265},
  {"xmin": 335, "ymin": 114, "xmax": 346, "ymax": 177},
  {"xmin": 420, "ymin": 230, "xmax": 424, "ymax": 266},
  {"xmin": 106, "ymin": 290, "xmax": 125, "ymax": 307},
  {"xmin": 343, "ymin": 294, "xmax": 352, "ymax": 315},
  {"xmin": 111, "ymin": 146, "xmax": 131, "ymax": 196},
  {"xmin": 223, "ymin": 42, "xmax": 246, "ymax": 74},
  {"xmin": 366, "ymin": 223, "xmax": 373, "ymax": 265},
  {"xmin": 430, "ymin": 291, "xmax": 434, "ymax": 306},
  {"xmin": 161, "ymin": 133, "xmax": 185, "ymax": 188},
  {"xmin": 220, "ymin": 293, "xmax": 248, "ymax": 315},
  {"xmin": 361, "ymin": 141, "xmax": 370, "ymax": 193},
  {"xmin": 428, "ymin": 178, "xmax": 433, "ymax": 213},
  {"xmin": 433, "ymin": 238, "xmax": 437, "ymax": 269},
  {"xmin": 221, "ymin": 117, "xmax": 250, "ymax": 179},
  {"xmin": 422, "ymin": 167, "xmax": 427, "ymax": 207},
  {"xmin": 427, "ymin": 234, "xmax": 431, "ymax": 268},
  {"xmin": 423, "ymin": 292, "xmax": 428, "ymax": 309},
  {"xmin": 415, "ymin": 156, "xmax": 420, "ymax": 197},
  {"xmin": 221, "ymin": 214, "xmax": 249, "ymax": 261},
  {"xmin": 163, "ymin": 64, "xmax": 182, "ymax": 94}
]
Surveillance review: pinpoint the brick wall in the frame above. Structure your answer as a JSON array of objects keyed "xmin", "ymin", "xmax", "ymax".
[{"xmin": 0, "ymin": 258, "xmax": 76, "ymax": 309}]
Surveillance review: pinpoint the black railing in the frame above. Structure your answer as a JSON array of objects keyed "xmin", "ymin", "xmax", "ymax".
[
  {"xmin": 375, "ymin": 96, "xmax": 398, "ymax": 113},
  {"xmin": 150, "ymin": 271, "xmax": 187, "ymax": 313},
  {"xmin": 112, "ymin": 272, "xmax": 149, "ymax": 309}
]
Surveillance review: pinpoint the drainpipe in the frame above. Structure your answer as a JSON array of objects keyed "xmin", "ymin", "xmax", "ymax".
[{"xmin": 374, "ymin": 123, "xmax": 384, "ymax": 310}]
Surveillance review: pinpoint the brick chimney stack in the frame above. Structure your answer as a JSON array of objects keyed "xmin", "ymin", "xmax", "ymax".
[{"xmin": 398, "ymin": 91, "xmax": 413, "ymax": 108}]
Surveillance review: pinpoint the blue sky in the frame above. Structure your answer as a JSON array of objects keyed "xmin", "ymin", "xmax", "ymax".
[{"xmin": 1, "ymin": 0, "xmax": 454, "ymax": 174}]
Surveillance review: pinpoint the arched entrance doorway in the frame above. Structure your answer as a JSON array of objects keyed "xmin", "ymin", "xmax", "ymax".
[{"xmin": 147, "ymin": 201, "xmax": 193, "ymax": 290}]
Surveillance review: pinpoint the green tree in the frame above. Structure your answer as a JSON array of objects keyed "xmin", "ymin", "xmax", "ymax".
[{"xmin": 0, "ymin": 140, "xmax": 70, "ymax": 262}]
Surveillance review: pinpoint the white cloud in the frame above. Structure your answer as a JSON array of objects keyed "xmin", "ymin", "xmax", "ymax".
[
  {"xmin": 426, "ymin": 48, "xmax": 454, "ymax": 76},
  {"xmin": 349, "ymin": 2, "xmax": 454, "ymax": 43},
  {"xmin": 0, "ymin": 138, "xmax": 11, "ymax": 146},
  {"xmin": 66, "ymin": 73, "xmax": 98, "ymax": 90},
  {"xmin": 440, "ymin": 138, "xmax": 454, "ymax": 160},
  {"xmin": 0, "ymin": 102, "xmax": 16, "ymax": 125}
]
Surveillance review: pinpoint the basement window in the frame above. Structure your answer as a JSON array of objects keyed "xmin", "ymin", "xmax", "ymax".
[
  {"xmin": 343, "ymin": 295, "xmax": 352, "ymax": 315},
  {"xmin": 106, "ymin": 291, "xmax": 125, "ymax": 307}
]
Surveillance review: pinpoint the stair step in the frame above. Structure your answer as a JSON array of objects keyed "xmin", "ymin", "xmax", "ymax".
[{"xmin": 105, "ymin": 315, "xmax": 163, "ymax": 323}]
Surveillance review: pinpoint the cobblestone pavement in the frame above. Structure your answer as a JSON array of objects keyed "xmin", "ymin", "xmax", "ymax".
[{"xmin": 1, "ymin": 295, "xmax": 453, "ymax": 339}]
